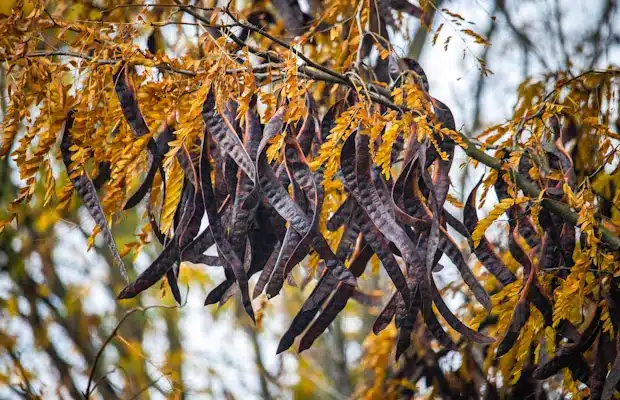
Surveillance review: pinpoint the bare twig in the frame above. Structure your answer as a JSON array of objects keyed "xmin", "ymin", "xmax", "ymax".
[
  {"xmin": 88, "ymin": 367, "xmax": 122, "ymax": 396},
  {"xmin": 102, "ymin": 3, "xmax": 215, "ymax": 14},
  {"xmin": 172, "ymin": 0, "xmax": 275, "ymax": 61},
  {"xmin": 542, "ymin": 266, "xmax": 614, "ymax": 276},
  {"xmin": 578, "ymin": 144, "xmax": 620, "ymax": 190},
  {"xmin": 127, "ymin": 377, "xmax": 164, "ymax": 400},
  {"xmin": 3, "ymin": 50, "xmax": 198, "ymax": 76},
  {"xmin": 223, "ymin": 9, "xmax": 353, "ymax": 85},
  {"xmin": 84, "ymin": 300, "xmax": 187, "ymax": 398},
  {"xmin": 246, "ymin": 326, "xmax": 272, "ymax": 400},
  {"xmin": 6, "ymin": 348, "xmax": 34, "ymax": 396}
]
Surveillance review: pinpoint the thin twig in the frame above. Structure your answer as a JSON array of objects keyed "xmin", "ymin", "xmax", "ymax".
[
  {"xmin": 88, "ymin": 366, "xmax": 121, "ymax": 396},
  {"xmin": 5, "ymin": 50, "xmax": 285, "ymax": 78},
  {"xmin": 7, "ymin": 348, "xmax": 34, "ymax": 396},
  {"xmin": 542, "ymin": 266, "xmax": 614, "ymax": 276},
  {"xmin": 578, "ymin": 144, "xmax": 620, "ymax": 191},
  {"xmin": 127, "ymin": 377, "xmax": 164, "ymax": 400},
  {"xmin": 84, "ymin": 300, "xmax": 186, "ymax": 398},
  {"xmin": 224, "ymin": 9, "xmax": 352, "ymax": 85},
  {"xmin": 102, "ymin": 3, "xmax": 215, "ymax": 14},
  {"xmin": 172, "ymin": 0, "xmax": 276, "ymax": 62}
]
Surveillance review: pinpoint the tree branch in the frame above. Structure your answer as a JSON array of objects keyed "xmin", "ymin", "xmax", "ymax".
[{"xmin": 84, "ymin": 302, "xmax": 186, "ymax": 398}]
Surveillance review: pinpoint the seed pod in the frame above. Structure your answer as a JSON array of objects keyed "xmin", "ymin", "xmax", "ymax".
[
  {"xmin": 199, "ymin": 128, "xmax": 254, "ymax": 322},
  {"xmin": 118, "ymin": 241, "xmax": 179, "ymax": 299},
  {"xmin": 61, "ymin": 111, "xmax": 127, "ymax": 280},
  {"xmin": 465, "ymin": 180, "xmax": 516, "ymax": 286}
]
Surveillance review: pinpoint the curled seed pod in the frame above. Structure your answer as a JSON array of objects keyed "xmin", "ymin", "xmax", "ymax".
[
  {"xmin": 265, "ymin": 182, "xmax": 305, "ymax": 298},
  {"xmin": 92, "ymin": 162, "xmax": 111, "ymax": 190},
  {"xmin": 181, "ymin": 222, "xmax": 217, "ymax": 263},
  {"xmin": 199, "ymin": 128, "xmax": 254, "ymax": 322},
  {"xmin": 591, "ymin": 331, "xmax": 615, "ymax": 400},
  {"xmin": 118, "ymin": 241, "xmax": 179, "ymax": 299},
  {"xmin": 253, "ymin": 241, "xmax": 283, "ymax": 299},
  {"xmin": 185, "ymin": 254, "xmax": 221, "ymax": 266},
  {"xmin": 61, "ymin": 111, "xmax": 127, "ymax": 280},
  {"xmin": 395, "ymin": 301, "xmax": 420, "ymax": 360},
  {"xmin": 496, "ymin": 298, "xmax": 530, "ymax": 358},
  {"xmin": 297, "ymin": 95, "xmax": 320, "ymax": 156},
  {"xmin": 320, "ymin": 100, "xmax": 345, "ymax": 143},
  {"xmin": 464, "ymin": 180, "xmax": 516, "ymax": 286},
  {"xmin": 257, "ymin": 115, "xmax": 355, "ymax": 287},
  {"xmin": 299, "ymin": 244, "xmax": 373, "ymax": 352},
  {"xmin": 603, "ymin": 346, "xmax": 620, "ymax": 400},
  {"xmin": 114, "ymin": 66, "xmax": 168, "ymax": 210},
  {"xmin": 351, "ymin": 289, "xmax": 382, "ymax": 306},
  {"xmin": 373, "ymin": 292, "xmax": 400, "ymax": 334},
  {"xmin": 341, "ymin": 132, "xmax": 418, "ymax": 266},
  {"xmin": 202, "ymin": 91, "xmax": 256, "ymax": 182},
  {"xmin": 272, "ymin": 134, "xmax": 325, "ymax": 292},
  {"xmin": 277, "ymin": 269, "xmax": 339, "ymax": 354},
  {"xmin": 114, "ymin": 66, "xmax": 150, "ymax": 137},
  {"xmin": 430, "ymin": 275, "xmax": 494, "ymax": 344},
  {"xmin": 417, "ymin": 143, "xmax": 441, "ymax": 276},
  {"xmin": 326, "ymin": 197, "xmax": 353, "ymax": 231},
  {"xmin": 438, "ymin": 229, "xmax": 492, "ymax": 311},
  {"xmin": 533, "ymin": 307, "xmax": 601, "ymax": 380},
  {"xmin": 421, "ymin": 294, "xmax": 456, "ymax": 350},
  {"xmin": 335, "ymin": 211, "xmax": 362, "ymax": 262},
  {"xmin": 166, "ymin": 268, "xmax": 182, "ymax": 305},
  {"xmin": 353, "ymin": 206, "xmax": 411, "ymax": 308}
]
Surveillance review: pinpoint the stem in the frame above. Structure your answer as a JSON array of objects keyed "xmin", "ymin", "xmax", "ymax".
[
  {"xmin": 84, "ymin": 303, "xmax": 185, "ymax": 398},
  {"xmin": 459, "ymin": 134, "xmax": 620, "ymax": 250}
]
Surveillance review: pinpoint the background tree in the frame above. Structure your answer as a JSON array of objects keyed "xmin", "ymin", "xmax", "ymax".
[{"xmin": 0, "ymin": 1, "xmax": 619, "ymax": 399}]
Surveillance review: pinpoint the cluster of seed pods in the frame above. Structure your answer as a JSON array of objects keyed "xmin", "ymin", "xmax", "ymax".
[{"xmin": 60, "ymin": 61, "xmax": 620, "ymax": 398}]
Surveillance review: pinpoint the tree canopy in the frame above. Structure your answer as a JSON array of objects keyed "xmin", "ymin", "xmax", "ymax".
[{"xmin": 1, "ymin": 0, "xmax": 620, "ymax": 399}]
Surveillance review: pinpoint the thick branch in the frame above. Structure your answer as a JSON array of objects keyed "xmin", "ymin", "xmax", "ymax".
[{"xmin": 459, "ymin": 134, "xmax": 620, "ymax": 250}]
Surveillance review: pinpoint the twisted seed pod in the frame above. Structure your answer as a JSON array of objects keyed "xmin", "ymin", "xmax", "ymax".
[{"xmin": 61, "ymin": 112, "xmax": 127, "ymax": 280}]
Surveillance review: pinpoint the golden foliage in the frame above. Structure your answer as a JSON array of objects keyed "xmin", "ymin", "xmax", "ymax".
[
  {"xmin": 160, "ymin": 158, "xmax": 184, "ymax": 234},
  {"xmin": 472, "ymin": 197, "xmax": 529, "ymax": 247},
  {"xmin": 1, "ymin": 1, "xmax": 620, "ymax": 399}
]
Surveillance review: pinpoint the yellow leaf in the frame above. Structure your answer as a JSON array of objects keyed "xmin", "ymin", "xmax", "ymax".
[
  {"xmin": 446, "ymin": 193, "xmax": 464, "ymax": 209},
  {"xmin": 472, "ymin": 197, "xmax": 529, "ymax": 247},
  {"xmin": 6, "ymin": 297, "xmax": 18, "ymax": 317},
  {"xmin": 0, "ymin": 0, "xmax": 35, "ymax": 16},
  {"xmin": 35, "ymin": 209, "xmax": 60, "ymax": 232},
  {"xmin": 160, "ymin": 159, "xmax": 184, "ymax": 234}
]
